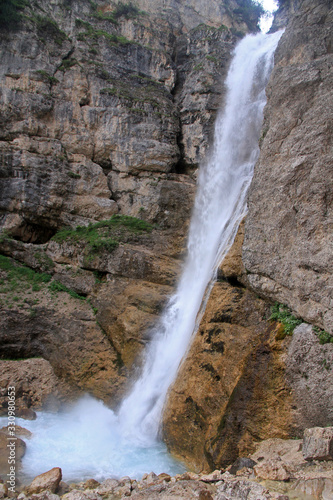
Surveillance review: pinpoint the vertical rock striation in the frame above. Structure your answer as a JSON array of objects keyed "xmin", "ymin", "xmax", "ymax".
[
  {"xmin": 243, "ymin": 0, "xmax": 333, "ymax": 333},
  {"xmin": 163, "ymin": 0, "xmax": 333, "ymax": 471}
]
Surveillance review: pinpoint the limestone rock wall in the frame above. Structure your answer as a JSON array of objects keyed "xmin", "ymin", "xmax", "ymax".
[
  {"xmin": 162, "ymin": 0, "xmax": 333, "ymax": 471},
  {"xmin": 242, "ymin": 0, "xmax": 333, "ymax": 333},
  {"xmin": 0, "ymin": 0, "xmax": 254, "ymax": 238},
  {"xmin": 0, "ymin": 0, "xmax": 260, "ymax": 404}
]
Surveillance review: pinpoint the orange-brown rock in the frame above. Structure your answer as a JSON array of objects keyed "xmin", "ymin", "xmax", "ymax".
[
  {"xmin": 26, "ymin": 467, "xmax": 62, "ymax": 495},
  {"xmin": 162, "ymin": 277, "xmax": 297, "ymax": 471},
  {"xmin": 217, "ymin": 219, "xmax": 246, "ymax": 282},
  {"xmin": 93, "ymin": 279, "xmax": 173, "ymax": 368}
]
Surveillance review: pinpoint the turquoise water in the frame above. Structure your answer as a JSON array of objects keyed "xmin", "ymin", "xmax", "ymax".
[{"xmin": 0, "ymin": 396, "xmax": 185, "ymax": 484}]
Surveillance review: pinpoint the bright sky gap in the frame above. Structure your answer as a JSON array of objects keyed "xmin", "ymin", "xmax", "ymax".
[{"xmin": 258, "ymin": 0, "xmax": 279, "ymax": 33}]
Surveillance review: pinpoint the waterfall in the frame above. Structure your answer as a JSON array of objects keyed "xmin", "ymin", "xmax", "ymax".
[
  {"xmin": 6, "ymin": 30, "xmax": 283, "ymax": 483},
  {"xmin": 118, "ymin": 30, "xmax": 283, "ymax": 444}
]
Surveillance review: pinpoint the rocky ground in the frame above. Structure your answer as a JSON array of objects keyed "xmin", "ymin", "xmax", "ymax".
[{"xmin": 1, "ymin": 426, "xmax": 333, "ymax": 499}]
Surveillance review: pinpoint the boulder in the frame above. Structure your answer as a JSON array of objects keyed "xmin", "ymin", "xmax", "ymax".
[
  {"xmin": 26, "ymin": 468, "xmax": 62, "ymax": 495},
  {"xmin": 215, "ymin": 478, "xmax": 274, "ymax": 500},
  {"xmin": 292, "ymin": 477, "xmax": 333, "ymax": 500},
  {"xmin": 62, "ymin": 490, "xmax": 102, "ymax": 500},
  {"xmin": 0, "ymin": 425, "xmax": 32, "ymax": 439},
  {"xmin": 83, "ymin": 480, "xmax": 100, "ymax": 490},
  {"xmin": 16, "ymin": 408, "xmax": 37, "ymax": 420},
  {"xmin": 303, "ymin": 427, "xmax": 333, "ymax": 461},
  {"xmin": 199, "ymin": 470, "xmax": 224, "ymax": 483},
  {"xmin": 229, "ymin": 458, "xmax": 257, "ymax": 475},
  {"xmin": 253, "ymin": 458, "xmax": 290, "ymax": 481},
  {"xmin": 130, "ymin": 479, "xmax": 214, "ymax": 499}
]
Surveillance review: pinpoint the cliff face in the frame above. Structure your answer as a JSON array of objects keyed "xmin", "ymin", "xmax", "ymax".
[
  {"xmin": 163, "ymin": 0, "xmax": 333, "ymax": 471},
  {"xmin": 0, "ymin": 0, "xmax": 254, "ymax": 236},
  {"xmin": 243, "ymin": 0, "xmax": 333, "ymax": 334},
  {"xmin": 0, "ymin": 0, "xmax": 258, "ymax": 407}
]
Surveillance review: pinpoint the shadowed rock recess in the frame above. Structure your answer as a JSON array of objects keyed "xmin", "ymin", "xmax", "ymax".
[{"xmin": 0, "ymin": 0, "xmax": 332, "ymax": 482}]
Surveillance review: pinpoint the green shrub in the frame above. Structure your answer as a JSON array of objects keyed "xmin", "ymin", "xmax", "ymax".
[
  {"xmin": 0, "ymin": 230, "xmax": 11, "ymax": 243},
  {"xmin": 270, "ymin": 302, "xmax": 302, "ymax": 335},
  {"xmin": 206, "ymin": 55, "xmax": 218, "ymax": 63},
  {"xmin": 33, "ymin": 251, "xmax": 54, "ymax": 271},
  {"xmin": 93, "ymin": 10, "xmax": 117, "ymax": 24},
  {"xmin": 58, "ymin": 58, "xmax": 77, "ymax": 71},
  {"xmin": 36, "ymin": 70, "xmax": 59, "ymax": 84},
  {"xmin": 113, "ymin": 2, "xmax": 141, "ymax": 20}
]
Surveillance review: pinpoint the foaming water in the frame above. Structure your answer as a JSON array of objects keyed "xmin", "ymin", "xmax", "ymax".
[
  {"xmin": 0, "ymin": 397, "xmax": 185, "ymax": 483},
  {"xmin": 2, "ymin": 31, "xmax": 283, "ymax": 483}
]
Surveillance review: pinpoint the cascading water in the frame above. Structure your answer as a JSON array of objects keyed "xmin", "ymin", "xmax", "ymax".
[
  {"xmin": 1, "ymin": 30, "xmax": 283, "ymax": 483},
  {"xmin": 117, "ymin": 29, "xmax": 283, "ymax": 444}
]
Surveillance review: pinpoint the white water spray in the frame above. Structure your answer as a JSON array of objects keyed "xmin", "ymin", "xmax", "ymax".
[
  {"xmin": 118, "ymin": 30, "xmax": 283, "ymax": 443},
  {"xmin": 2, "ymin": 30, "xmax": 283, "ymax": 483}
]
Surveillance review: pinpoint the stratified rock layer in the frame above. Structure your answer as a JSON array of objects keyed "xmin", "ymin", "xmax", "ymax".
[
  {"xmin": 243, "ymin": 0, "xmax": 333, "ymax": 333},
  {"xmin": 0, "ymin": 0, "xmax": 258, "ymax": 402}
]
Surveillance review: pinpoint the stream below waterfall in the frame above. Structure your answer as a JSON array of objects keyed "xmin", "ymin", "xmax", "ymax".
[{"xmin": 0, "ymin": 30, "xmax": 283, "ymax": 484}]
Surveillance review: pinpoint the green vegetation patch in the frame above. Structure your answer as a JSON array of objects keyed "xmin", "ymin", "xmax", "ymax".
[
  {"xmin": 0, "ymin": 230, "xmax": 11, "ymax": 244},
  {"xmin": 0, "ymin": 0, "xmax": 28, "ymax": 30},
  {"xmin": 0, "ymin": 254, "xmax": 52, "ymax": 294},
  {"xmin": 48, "ymin": 280, "xmax": 85, "ymax": 300},
  {"xmin": 113, "ymin": 2, "xmax": 142, "ymax": 20},
  {"xmin": 33, "ymin": 15, "xmax": 67, "ymax": 46},
  {"xmin": 313, "ymin": 326, "xmax": 333, "ymax": 345},
  {"xmin": 90, "ymin": 1, "xmax": 144, "ymax": 23},
  {"xmin": 206, "ymin": 55, "xmax": 218, "ymax": 64},
  {"xmin": 33, "ymin": 251, "xmax": 55, "ymax": 272},
  {"xmin": 58, "ymin": 58, "xmax": 78, "ymax": 72},
  {"xmin": 36, "ymin": 70, "xmax": 59, "ymax": 85},
  {"xmin": 270, "ymin": 302, "xmax": 303, "ymax": 336},
  {"xmin": 67, "ymin": 171, "xmax": 81, "ymax": 179},
  {"xmin": 51, "ymin": 215, "xmax": 154, "ymax": 257},
  {"xmin": 75, "ymin": 19, "xmax": 132, "ymax": 45}
]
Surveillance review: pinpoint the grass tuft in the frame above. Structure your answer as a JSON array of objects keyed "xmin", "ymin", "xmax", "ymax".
[
  {"xmin": 0, "ymin": 254, "xmax": 52, "ymax": 293},
  {"xmin": 51, "ymin": 215, "xmax": 154, "ymax": 258},
  {"xmin": 270, "ymin": 302, "xmax": 302, "ymax": 336},
  {"xmin": 313, "ymin": 326, "xmax": 333, "ymax": 345}
]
